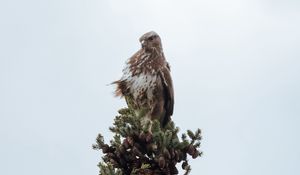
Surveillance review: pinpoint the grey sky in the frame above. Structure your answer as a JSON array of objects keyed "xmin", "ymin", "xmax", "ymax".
[{"xmin": 0, "ymin": 0, "xmax": 299, "ymax": 174}]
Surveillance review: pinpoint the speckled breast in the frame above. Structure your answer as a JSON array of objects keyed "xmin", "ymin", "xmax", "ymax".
[{"xmin": 127, "ymin": 73, "xmax": 159, "ymax": 107}]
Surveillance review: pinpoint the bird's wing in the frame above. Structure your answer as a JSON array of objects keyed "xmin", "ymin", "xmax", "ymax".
[{"xmin": 159, "ymin": 66, "xmax": 174, "ymax": 126}]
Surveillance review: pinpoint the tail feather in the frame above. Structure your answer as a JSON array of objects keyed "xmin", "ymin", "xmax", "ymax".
[{"xmin": 111, "ymin": 80, "xmax": 127, "ymax": 97}]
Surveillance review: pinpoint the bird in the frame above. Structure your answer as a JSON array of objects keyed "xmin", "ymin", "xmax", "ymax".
[{"xmin": 113, "ymin": 31, "xmax": 174, "ymax": 128}]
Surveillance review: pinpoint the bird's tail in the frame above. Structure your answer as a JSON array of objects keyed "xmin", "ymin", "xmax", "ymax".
[{"xmin": 111, "ymin": 80, "xmax": 127, "ymax": 97}]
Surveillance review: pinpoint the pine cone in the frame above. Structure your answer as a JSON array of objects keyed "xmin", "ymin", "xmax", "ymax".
[{"xmin": 158, "ymin": 156, "xmax": 166, "ymax": 169}]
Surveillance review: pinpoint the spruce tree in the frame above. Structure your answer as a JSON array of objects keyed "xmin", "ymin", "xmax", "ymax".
[{"xmin": 93, "ymin": 107, "xmax": 202, "ymax": 175}]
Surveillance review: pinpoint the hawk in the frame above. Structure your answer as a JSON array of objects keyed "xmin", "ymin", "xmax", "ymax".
[{"xmin": 113, "ymin": 31, "xmax": 174, "ymax": 128}]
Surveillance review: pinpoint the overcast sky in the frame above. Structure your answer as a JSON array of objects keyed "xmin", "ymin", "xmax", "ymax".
[{"xmin": 0, "ymin": 0, "xmax": 300, "ymax": 175}]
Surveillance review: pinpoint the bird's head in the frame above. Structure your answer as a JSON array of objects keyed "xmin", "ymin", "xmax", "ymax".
[{"xmin": 139, "ymin": 31, "xmax": 162, "ymax": 52}]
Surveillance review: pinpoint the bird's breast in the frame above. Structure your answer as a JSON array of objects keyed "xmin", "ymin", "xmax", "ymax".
[{"xmin": 127, "ymin": 73, "xmax": 159, "ymax": 104}]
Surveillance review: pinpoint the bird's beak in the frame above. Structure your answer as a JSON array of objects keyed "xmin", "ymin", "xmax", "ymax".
[{"xmin": 141, "ymin": 40, "xmax": 146, "ymax": 48}]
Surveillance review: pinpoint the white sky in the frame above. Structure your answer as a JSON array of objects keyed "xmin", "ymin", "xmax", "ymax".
[{"xmin": 0, "ymin": 0, "xmax": 300, "ymax": 175}]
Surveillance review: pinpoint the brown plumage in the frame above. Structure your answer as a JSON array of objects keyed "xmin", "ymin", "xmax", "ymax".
[{"xmin": 113, "ymin": 31, "xmax": 174, "ymax": 127}]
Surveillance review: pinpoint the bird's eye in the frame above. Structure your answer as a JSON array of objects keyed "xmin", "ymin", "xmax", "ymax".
[{"xmin": 148, "ymin": 36, "xmax": 154, "ymax": 41}]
